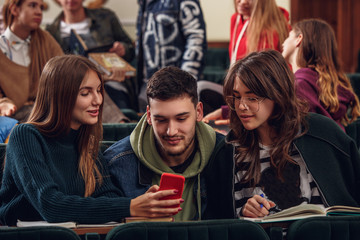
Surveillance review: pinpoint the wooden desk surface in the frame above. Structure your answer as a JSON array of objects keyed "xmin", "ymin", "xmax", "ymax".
[{"xmin": 72, "ymin": 226, "xmax": 117, "ymax": 235}]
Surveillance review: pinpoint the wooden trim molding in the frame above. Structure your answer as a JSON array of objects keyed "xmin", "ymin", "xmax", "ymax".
[{"xmin": 208, "ymin": 41, "xmax": 229, "ymax": 49}]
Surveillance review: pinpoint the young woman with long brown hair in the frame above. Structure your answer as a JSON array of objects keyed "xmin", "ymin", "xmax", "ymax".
[
  {"xmin": 0, "ymin": 0, "xmax": 63, "ymax": 121},
  {"xmin": 282, "ymin": 18, "xmax": 360, "ymax": 131},
  {"xmin": 223, "ymin": 50, "xmax": 360, "ymax": 218},
  {"xmin": 0, "ymin": 55, "xmax": 182, "ymax": 226}
]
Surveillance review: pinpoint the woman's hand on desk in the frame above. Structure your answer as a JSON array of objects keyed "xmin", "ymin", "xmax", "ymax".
[
  {"xmin": 0, "ymin": 102, "xmax": 17, "ymax": 116},
  {"xmin": 130, "ymin": 185, "xmax": 183, "ymax": 217}
]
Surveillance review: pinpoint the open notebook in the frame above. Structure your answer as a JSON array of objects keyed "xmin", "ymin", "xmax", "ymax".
[
  {"xmin": 240, "ymin": 204, "xmax": 360, "ymax": 223},
  {"xmin": 16, "ymin": 220, "xmax": 122, "ymax": 228}
]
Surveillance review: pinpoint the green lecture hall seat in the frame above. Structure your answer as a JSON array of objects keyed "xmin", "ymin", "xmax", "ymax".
[
  {"xmin": 202, "ymin": 47, "xmax": 229, "ymax": 84},
  {"xmin": 287, "ymin": 216, "xmax": 360, "ymax": 240},
  {"xmin": 105, "ymin": 219, "xmax": 270, "ymax": 240},
  {"xmin": 0, "ymin": 226, "xmax": 81, "ymax": 240}
]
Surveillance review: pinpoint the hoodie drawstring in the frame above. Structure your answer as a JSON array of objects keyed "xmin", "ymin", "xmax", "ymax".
[{"xmin": 197, "ymin": 173, "xmax": 202, "ymax": 220}]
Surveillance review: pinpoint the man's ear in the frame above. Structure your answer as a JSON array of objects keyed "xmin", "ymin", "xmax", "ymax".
[
  {"xmin": 146, "ymin": 105, "xmax": 152, "ymax": 125},
  {"xmin": 296, "ymin": 33, "xmax": 303, "ymax": 47},
  {"xmin": 196, "ymin": 102, "xmax": 203, "ymax": 121}
]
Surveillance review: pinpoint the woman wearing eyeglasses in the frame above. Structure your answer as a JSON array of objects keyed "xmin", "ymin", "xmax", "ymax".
[{"xmin": 223, "ymin": 50, "xmax": 360, "ymax": 218}]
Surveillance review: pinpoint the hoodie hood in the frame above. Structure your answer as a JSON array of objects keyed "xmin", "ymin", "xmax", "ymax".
[{"xmin": 130, "ymin": 114, "xmax": 216, "ymax": 178}]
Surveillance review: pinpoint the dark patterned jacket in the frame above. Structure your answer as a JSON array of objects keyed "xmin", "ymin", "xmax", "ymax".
[
  {"xmin": 136, "ymin": 0, "xmax": 207, "ymax": 85},
  {"xmin": 46, "ymin": 8, "xmax": 135, "ymax": 62}
]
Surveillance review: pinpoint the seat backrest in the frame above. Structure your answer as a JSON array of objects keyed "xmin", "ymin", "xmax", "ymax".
[
  {"xmin": 205, "ymin": 48, "xmax": 230, "ymax": 69},
  {"xmin": 202, "ymin": 47, "xmax": 230, "ymax": 84},
  {"xmin": 106, "ymin": 219, "xmax": 270, "ymax": 240},
  {"xmin": 121, "ymin": 109, "xmax": 141, "ymax": 122},
  {"xmin": 102, "ymin": 123, "xmax": 137, "ymax": 142},
  {"xmin": 0, "ymin": 226, "xmax": 81, "ymax": 240},
  {"xmin": 287, "ymin": 216, "xmax": 360, "ymax": 240}
]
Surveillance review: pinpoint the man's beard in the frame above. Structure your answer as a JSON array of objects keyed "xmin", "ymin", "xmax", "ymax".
[{"xmin": 157, "ymin": 135, "xmax": 195, "ymax": 157}]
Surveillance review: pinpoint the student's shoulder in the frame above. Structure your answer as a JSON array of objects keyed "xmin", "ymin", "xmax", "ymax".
[
  {"xmin": 215, "ymin": 132, "xmax": 225, "ymax": 141},
  {"xmin": 214, "ymin": 132, "xmax": 230, "ymax": 147},
  {"xmin": 212, "ymin": 133, "xmax": 233, "ymax": 156},
  {"xmin": 304, "ymin": 113, "xmax": 352, "ymax": 143},
  {"xmin": 12, "ymin": 123, "xmax": 37, "ymax": 134},
  {"xmin": 45, "ymin": 11, "xmax": 63, "ymax": 30},
  {"xmin": 230, "ymin": 12, "xmax": 238, "ymax": 22},
  {"xmin": 103, "ymin": 136, "xmax": 133, "ymax": 158},
  {"xmin": 8, "ymin": 123, "xmax": 42, "ymax": 144},
  {"xmin": 306, "ymin": 113, "xmax": 342, "ymax": 132},
  {"xmin": 279, "ymin": 7, "xmax": 290, "ymax": 21}
]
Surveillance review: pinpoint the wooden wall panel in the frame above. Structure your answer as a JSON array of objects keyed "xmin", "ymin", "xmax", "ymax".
[
  {"xmin": 337, "ymin": 0, "xmax": 353, "ymax": 71},
  {"xmin": 291, "ymin": 0, "xmax": 360, "ymax": 72},
  {"xmin": 351, "ymin": 0, "xmax": 360, "ymax": 72}
]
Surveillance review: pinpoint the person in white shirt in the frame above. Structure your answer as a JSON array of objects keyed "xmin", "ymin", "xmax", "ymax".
[{"xmin": 0, "ymin": 0, "xmax": 63, "ymax": 122}]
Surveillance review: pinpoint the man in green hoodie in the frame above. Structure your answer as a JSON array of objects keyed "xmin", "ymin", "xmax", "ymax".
[{"xmin": 103, "ymin": 66, "xmax": 234, "ymax": 221}]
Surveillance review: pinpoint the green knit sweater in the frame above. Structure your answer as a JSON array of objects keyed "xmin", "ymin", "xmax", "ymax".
[{"xmin": 0, "ymin": 124, "xmax": 131, "ymax": 226}]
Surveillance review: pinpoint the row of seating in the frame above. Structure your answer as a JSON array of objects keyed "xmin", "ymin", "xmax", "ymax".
[{"xmin": 1, "ymin": 216, "xmax": 360, "ymax": 240}]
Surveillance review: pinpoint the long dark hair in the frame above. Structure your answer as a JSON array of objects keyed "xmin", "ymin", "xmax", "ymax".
[
  {"xmin": 224, "ymin": 50, "xmax": 307, "ymax": 184},
  {"xmin": 28, "ymin": 55, "xmax": 104, "ymax": 197}
]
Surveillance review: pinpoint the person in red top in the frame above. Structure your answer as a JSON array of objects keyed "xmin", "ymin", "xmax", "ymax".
[
  {"xmin": 200, "ymin": 0, "xmax": 290, "ymax": 120},
  {"xmin": 229, "ymin": 0, "xmax": 289, "ymax": 64}
]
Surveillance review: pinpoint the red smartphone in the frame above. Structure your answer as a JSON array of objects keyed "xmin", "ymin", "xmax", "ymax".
[{"xmin": 158, "ymin": 173, "xmax": 185, "ymax": 205}]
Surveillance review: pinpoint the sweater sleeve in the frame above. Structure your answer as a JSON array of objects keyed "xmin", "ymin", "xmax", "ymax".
[{"xmin": 6, "ymin": 124, "xmax": 131, "ymax": 224}]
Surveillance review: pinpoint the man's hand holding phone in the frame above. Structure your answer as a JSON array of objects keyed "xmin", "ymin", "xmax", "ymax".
[
  {"xmin": 129, "ymin": 173, "xmax": 185, "ymax": 217},
  {"xmin": 159, "ymin": 173, "xmax": 185, "ymax": 208}
]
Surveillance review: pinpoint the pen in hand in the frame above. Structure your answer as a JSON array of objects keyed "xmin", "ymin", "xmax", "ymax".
[{"xmin": 260, "ymin": 193, "xmax": 264, "ymax": 208}]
